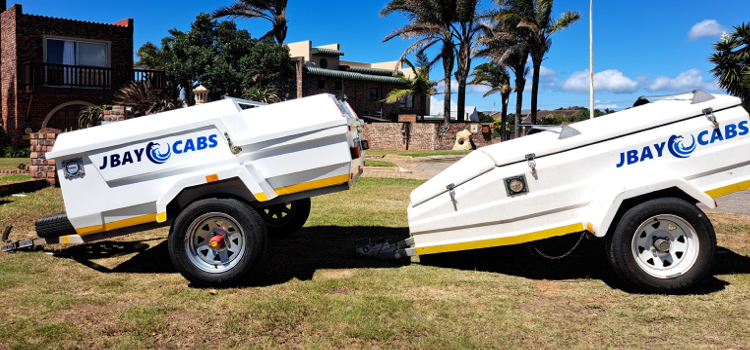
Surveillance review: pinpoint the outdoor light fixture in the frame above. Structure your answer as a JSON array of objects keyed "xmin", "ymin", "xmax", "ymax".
[
  {"xmin": 504, "ymin": 174, "xmax": 528, "ymax": 196},
  {"xmin": 62, "ymin": 157, "xmax": 85, "ymax": 179}
]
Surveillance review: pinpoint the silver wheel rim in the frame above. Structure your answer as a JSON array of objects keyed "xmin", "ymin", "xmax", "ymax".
[
  {"xmin": 184, "ymin": 212, "xmax": 246, "ymax": 274},
  {"xmin": 631, "ymin": 214, "xmax": 699, "ymax": 279}
]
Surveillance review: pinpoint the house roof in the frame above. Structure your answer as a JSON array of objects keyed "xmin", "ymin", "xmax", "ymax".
[
  {"xmin": 520, "ymin": 109, "xmax": 581, "ymax": 124},
  {"xmin": 305, "ymin": 67, "xmax": 404, "ymax": 84},
  {"xmin": 311, "ymin": 48, "xmax": 345, "ymax": 56}
]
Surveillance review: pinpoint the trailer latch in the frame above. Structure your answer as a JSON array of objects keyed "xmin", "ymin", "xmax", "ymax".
[
  {"xmin": 447, "ymin": 183, "xmax": 458, "ymax": 211},
  {"xmin": 224, "ymin": 132, "xmax": 242, "ymax": 156},
  {"xmin": 702, "ymin": 108, "xmax": 719, "ymax": 129},
  {"xmin": 525, "ymin": 153, "xmax": 537, "ymax": 179}
]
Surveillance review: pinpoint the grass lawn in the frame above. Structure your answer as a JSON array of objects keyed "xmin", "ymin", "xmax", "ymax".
[
  {"xmin": 366, "ymin": 150, "xmax": 472, "ymax": 157},
  {"xmin": 364, "ymin": 160, "xmax": 397, "ymax": 167},
  {"xmin": 0, "ymin": 174, "xmax": 31, "ymax": 185},
  {"xmin": 0, "ymin": 157, "xmax": 29, "ymax": 170},
  {"xmin": 1, "ymin": 178, "xmax": 750, "ymax": 349}
]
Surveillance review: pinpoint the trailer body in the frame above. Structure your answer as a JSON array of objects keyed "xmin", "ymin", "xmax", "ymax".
[{"xmin": 405, "ymin": 91, "xmax": 749, "ymax": 291}]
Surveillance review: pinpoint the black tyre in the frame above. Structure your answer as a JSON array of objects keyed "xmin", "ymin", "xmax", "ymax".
[
  {"xmin": 35, "ymin": 212, "xmax": 76, "ymax": 238},
  {"xmin": 168, "ymin": 198, "xmax": 267, "ymax": 286},
  {"xmin": 259, "ymin": 198, "xmax": 311, "ymax": 239},
  {"xmin": 606, "ymin": 197, "xmax": 716, "ymax": 292}
]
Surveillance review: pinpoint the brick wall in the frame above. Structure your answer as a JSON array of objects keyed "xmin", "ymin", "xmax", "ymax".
[
  {"xmin": 1, "ymin": 4, "xmax": 134, "ymax": 144},
  {"xmin": 364, "ymin": 122, "xmax": 498, "ymax": 151},
  {"xmin": 29, "ymin": 128, "xmax": 61, "ymax": 185}
]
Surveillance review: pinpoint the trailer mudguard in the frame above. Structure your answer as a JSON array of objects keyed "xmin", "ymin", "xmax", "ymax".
[{"xmin": 587, "ymin": 177, "xmax": 715, "ymax": 238}]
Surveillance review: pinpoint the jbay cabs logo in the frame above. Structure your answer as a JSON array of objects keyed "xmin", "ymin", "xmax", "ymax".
[
  {"xmin": 616, "ymin": 121, "xmax": 748, "ymax": 168},
  {"xmin": 100, "ymin": 134, "xmax": 218, "ymax": 170}
]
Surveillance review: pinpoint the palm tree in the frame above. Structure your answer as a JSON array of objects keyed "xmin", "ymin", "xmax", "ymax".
[
  {"xmin": 381, "ymin": 0, "xmax": 456, "ymax": 124},
  {"xmin": 453, "ymin": 0, "xmax": 493, "ymax": 122},
  {"xmin": 468, "ymin": 62, "xmax": 512, "ymax": 140},
  {"xmin": 212, "ymin": 0, "xmax": 288, "ymax": 44},
  {"xmin": 478, "ymin": 8, "xmax": 530, "ymax": 139},
  {"xmin": 710, "ymin": 23, "xmax": 750, "ymax": 112},
  {"xmin": 505, "ymin": 0, "xmax": 580, "ymax": 124},
  {"xmin": 134, "ymin": 41, "xmax": 167, "ymax": 70},
  {"xmin": 385, "ymin": 53, "xmax": 438, "ymax": 117},
  {"xmin": 114, "ymin": 81, "xmax": 183, "ymax": 117}
]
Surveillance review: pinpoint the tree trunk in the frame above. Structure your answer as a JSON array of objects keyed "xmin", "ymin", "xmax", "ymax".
[
  {"xmin": 530, "ymin": 61, "xmax": 541, "ymax": 125},
  {"xmin": 457, "ymin": 80, "xmax": 466, "ymax": 122},
  {"xmin": 442, "ymin": 44, "xmax": 454, "ymax": 125},
  {"xmin": 514, "ymin": 85, "xmax": 523, "ymax": 139},
  {"xmin": 501, "ymin": 93, "xmax": 509, "ymax": 141},
  {"xmin": 455, "ymin": 37, "xmax": 472, "ymax": 123}
]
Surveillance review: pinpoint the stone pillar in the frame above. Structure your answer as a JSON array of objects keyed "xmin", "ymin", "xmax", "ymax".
[
  {"xmin": 102, "ymin": 105, "xmax": 133, "ymax": 123},
  {"xmin": 29, "ymin": 129, "xmax": 61, "ymax": 185}
]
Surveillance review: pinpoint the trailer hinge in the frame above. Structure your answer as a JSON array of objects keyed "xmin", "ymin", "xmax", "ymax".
[
  {"xmin": 702, "ymin": 107, "xmax": 719, "ymax": 129},
  {"xmin": 224, "ymin": 132, "xmax": 242, "ymax": 157},
  {"xmin": 525, "ymin": 153, "xmax": 538, "ymax": 179}
]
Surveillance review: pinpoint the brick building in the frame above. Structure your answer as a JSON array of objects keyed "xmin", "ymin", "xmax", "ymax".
[
  {"xmin": 1, "ymin": 2, "xmax": 158, "ymax": 144},
  {"xmin": 287, "ymin": 40, "xmax": 426, "ymax": 121}
]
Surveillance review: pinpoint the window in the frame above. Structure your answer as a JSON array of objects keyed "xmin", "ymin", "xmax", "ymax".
[
  {"xmin": 320, "ymin": 58, "xmax": 328, "ymax": 69},
  {"xmin": 45, "ymin": 37, "xmax": 109, "ymax": 87},
  {"xmin": 399, "ymin": 95, "xmax": 414, "ymax": 108},
  {"xmin": 335, "ymin": 81, "xmax": 342, "ymax": 90},
  {"xmin": 318, "ymin": 80, "xmax": 325, "ymax": 89},
  {"xmin": 370, "ymin": 88, "xmax": 378, "ymax": 100},
  {"xmin": 46, "ymin": 38, "xmax": 108, "ymax": 67}
]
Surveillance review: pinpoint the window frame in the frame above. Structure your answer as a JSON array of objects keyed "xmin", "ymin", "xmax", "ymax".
[
  {"xmin": 369, "ymin": 88, "xmax": 378, "ymax": 101},
  {"xmin": 43, "ymin": 35, "xmax": 111, "ymax": 67}
]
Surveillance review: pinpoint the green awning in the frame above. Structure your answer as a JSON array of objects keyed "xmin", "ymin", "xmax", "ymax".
[
  {"xmin": 345, "ymin": 66, "xmax": 403, "ymax": 77},
  {"xmin": 305, "ymin": 67, "xmax": 404, "ymax": 84},
  {"xmin": 311, "ymin": 48, "xmax": 345, "ymax": 56}
]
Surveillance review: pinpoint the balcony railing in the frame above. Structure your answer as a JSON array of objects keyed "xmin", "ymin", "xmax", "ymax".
[{"xmin": 23, "ymin": 62, "xmax": 165, "ymax": 93}]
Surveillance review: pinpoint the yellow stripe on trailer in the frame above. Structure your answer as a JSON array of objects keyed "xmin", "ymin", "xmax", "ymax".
[
  {"xmin": 76, "ymin": 213, "xmax": 158, "ymax": 236},
  {"xmin": 705, "ymin": 178, "xmax": 750, "ymax": 199},
  {"xmin": 273, "ymin": 174, "xmax": 350, "ymax": 196},
  {"xmin": 415, "ymin": 223, "xmax": 585, "ymax": 255}
]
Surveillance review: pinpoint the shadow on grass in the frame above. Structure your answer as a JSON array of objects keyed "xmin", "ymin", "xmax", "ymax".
[
  {"xmin": 54, "ymin": 226, "xmax": 411, "ymax": 287},
  {"xmin": 419, "ymin": 233, "xmax": 750, "ymax": 295},
  {"xmin": 55, "ymin": 227, "xmax": 750, "ymax": 293}
]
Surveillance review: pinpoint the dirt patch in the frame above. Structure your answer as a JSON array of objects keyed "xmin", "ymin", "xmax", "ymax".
[{"xmin": 317, "ymin": 269, "xmax": 354, "ymax": 280}]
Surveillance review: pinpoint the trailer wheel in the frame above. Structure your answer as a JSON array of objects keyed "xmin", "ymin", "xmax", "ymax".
[
  {"xmin": 168, "ymin": 198, "xmax": 267, "ymax": 286},
  {"xmin": 606, "ymin": 197, "xmax": 715, "ymax": 292},
  {"xmin": 259, "ymin": 198, "xmax": 311, "ymax": 239}
]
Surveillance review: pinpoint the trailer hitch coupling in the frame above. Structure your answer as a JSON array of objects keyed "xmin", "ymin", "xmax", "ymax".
[{"xmin": 355, "ymin": 237, "xmax": 416, "ymax": 259}]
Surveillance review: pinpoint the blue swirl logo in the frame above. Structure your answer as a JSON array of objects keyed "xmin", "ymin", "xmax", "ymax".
[
  {"xmin": 667, "ymin": 134, "xmax": 697, "ymax": 159},
  {"xmin": 146, "ymin": 142, "xmax": 171, "ymax": 164}
]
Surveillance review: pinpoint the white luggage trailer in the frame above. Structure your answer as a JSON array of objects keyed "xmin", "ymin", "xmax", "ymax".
[
  {"xmin": 2, "ymin": 94, "xmax": 367, "ymax": 286},
  {"xmin": 397, "ymin": 91, "xmax": 749, "ymax": 291}
]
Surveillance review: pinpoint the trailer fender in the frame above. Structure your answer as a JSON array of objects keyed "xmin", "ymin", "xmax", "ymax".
[
  {"xmin": 155, "ymin": 163, "xmax": 276, "ymax": 222},
  {"xmin": 587, "ymin": 178, "xmax": 715, "ymax": 237}
]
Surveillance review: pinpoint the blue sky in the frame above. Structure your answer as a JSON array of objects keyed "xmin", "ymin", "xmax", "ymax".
[{"xmin": 18, "ymin": 0, "xmax": 750, "ymax": 113}]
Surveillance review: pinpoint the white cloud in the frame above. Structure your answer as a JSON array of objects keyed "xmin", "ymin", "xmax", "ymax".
[
  {"xmin": 429, "ymin": 95, "xmax": 457, "ymax": 115},
  {"xmin": 539, "ymin": 66, "xmax": 557, "ymax": 77},
  {"xmin": 436, "ymin": 79, "xmax": 459, "ymax": 94},
  {"xmin": 687, "ymin": 19, "xmax": 728, "ymax": 40},
  {"xmin": 646, "ymin": 69, "xmax": 719, "ymax": 92},
  {"xmin": 561, "ymin": 69, "xmax": 638, "ymax": 94}
]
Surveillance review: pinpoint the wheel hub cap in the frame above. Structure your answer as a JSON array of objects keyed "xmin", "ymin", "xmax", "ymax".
[
  {"xmin": 184, "ymin": 213, "xmax": 246, "ymax": 274},
  {"xmin": 209, "ymin": 234, "xmax": 226, "ymax": 251},
  {"xmin": 631, "ymin": 214, "xmax": 700, "ymax": 279}
]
